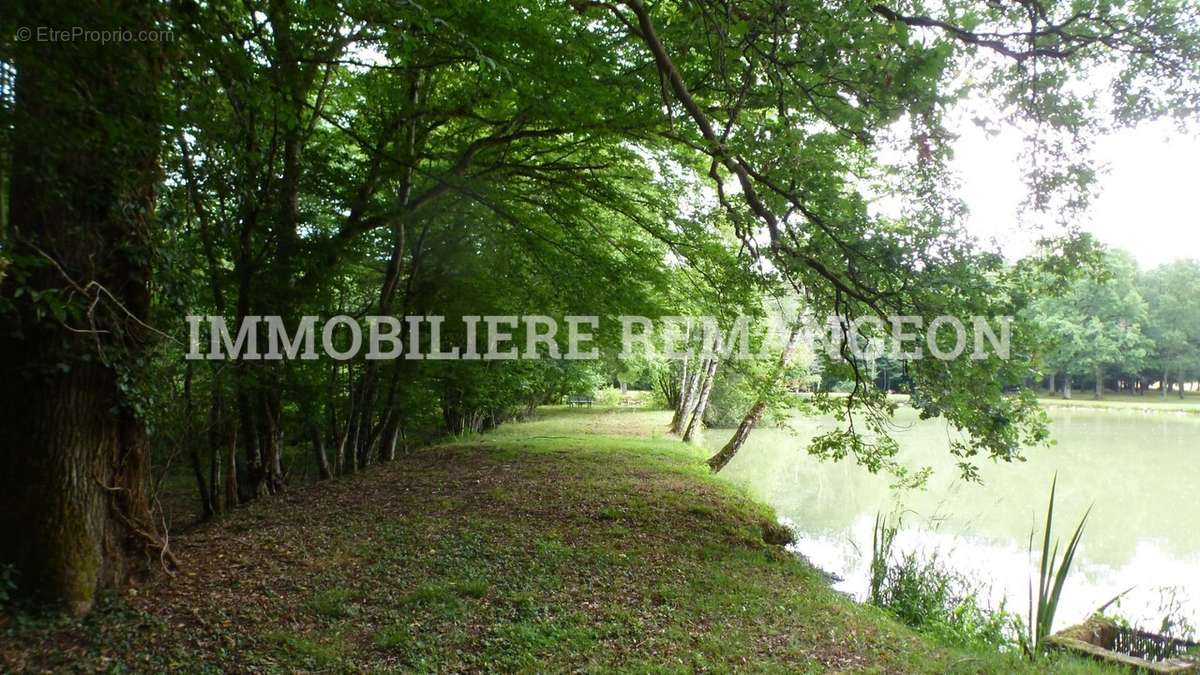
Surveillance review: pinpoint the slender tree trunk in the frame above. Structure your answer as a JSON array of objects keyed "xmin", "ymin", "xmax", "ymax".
[
  {"xmin": 1094, "ymin": 365, "xmax": 1104, "ymax": 400},
  {"xmin": 379, "ymin": 414, "xmax": 400, "ymax": 463},
  {"xmin": 668, "ymin": 356, "xmax": 693, "ymax": 433},
  {"xmin": 1162, "ymin": 366, "xmax": 1169, "ymax": 399},
  {"xmin": 206, "ymin": 380, "xmax": 225, "ymax": 514},
  {"xmin": 184, "ymin": 363, "xmax": 215, "ymax": 519},
  {"xmin": 1048, "ymin": 371, "xmax": 1056, "ymax": 396},
  {"xmin": 1063, "ymin": 375, "xmax": 1073, "ymax": 399},
  {"xmin": 237, "ymin": 385, "xmax": 265, "ymax": 496},
  {"xmin": 708, "ymin": 400, "xmax": 767, "ymax": 472},
  {"xmin": 259, "ymin": 391, "xmax": 285, "ymax": 492},
  {"xmin": 0, "ymin": 0, "xmax": 166, "ymax": 614},
  {"xmin": 682, "ymin": 335, "xmax": 723, "ymax": 442},
  {"xmin": 708, "ymin": 325, "xmax": 804, "ymax": 472},
  {"xmin": 308, "ymin": 416, "xmax": 333, "ymax": 480},
  {"xmin": 223, "ymin": 422, "xmax": 240, "ymax": 510},
  {"xmin": 179, "ymin": 132, "xmax": 228, "ymax": 514}
]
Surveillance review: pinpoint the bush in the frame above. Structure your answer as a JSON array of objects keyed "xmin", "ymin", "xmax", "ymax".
[
  {"xmin": 869, "ymin": 514, "xmax": 1020, "ymax": 649},
  {"xmin": 595, "ymin": 387, "xmax": 622, "ymax": 406},
  {"xmin": 646, "ymin": 386, "xmax": 671, "ymax": 410},
  {"xmin": 876, "ymin": 551, "xmax": 1019, "ymax": 647}
]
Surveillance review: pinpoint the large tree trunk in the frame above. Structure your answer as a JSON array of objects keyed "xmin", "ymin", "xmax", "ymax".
[
  {"xmin": 1063, "ymin": 375, "xmax": 1073, "ymax": 399},
  {"xmin": 708, "ymin": 325, "xmax": 804, "ymax": 472},
  {"xmin": 1048, "ymin": 371, "xmax": 1056, "ymax": 396},
  {"xmin": 0, "ymin": 0, "xmax": 165, "ymax": 614}
]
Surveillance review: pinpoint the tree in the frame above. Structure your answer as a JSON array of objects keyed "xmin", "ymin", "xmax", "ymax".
[
  {"xmin": 574, "ymin": 0, "xmax": 1200, "ymax": 476},
  {"xmin": 0, "ymin": 0, "xmax": 168, "ymax": 614},
  {"xmin": 1030, "ymin": 251, "xmax": 1149, "ymax": 399},
  {"xmin": 707, "ymin": 322, "xmax": 805, "ymax": 472},
  {"xmin": 5, "ymin": 0, "xmax": 1200, "ymax": 616},
  {"xmin": 1141, "ymin": 260, "xmax": 1200, "ymax": 398}
]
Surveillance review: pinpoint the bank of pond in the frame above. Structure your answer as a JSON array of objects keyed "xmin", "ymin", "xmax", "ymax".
[{"xmin": 706, "ymin": 404, "xmax": 1200, "ymax": 642}]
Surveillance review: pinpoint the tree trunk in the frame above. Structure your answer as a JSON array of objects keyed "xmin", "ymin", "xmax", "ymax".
[
  {"xmin": 682, "ymin": 351, "xmax": 719, "ymax": 442},
  {"xmin": 1048, "ymin": 371, "xmax": 1056, "ymax": 396},
  {"xmin": 708, "ymin": 400, "xmax": 766, "ymax": 472},
  {"xmin": 224, "ymin": 422, "xmax": 240, "ymax": 511},
  {"xmin": 707, "ymin": 325, "xmax": 804, "ymax": 472},
  {"xmin": 1063, "ymin": 375, "xmax": 1073, "ymax": 399},
  {"xmin": 308, "ymin": 417, "xmax": 333, "ymax": 480},
  {"xmin": 379, "ymin": 414, "xmax": 400, "ymax": 463},
  {"xmin": 206, "ymin": 376, "xmax": 228, "ymax": 514},
  {"xmin": 0, "ymin": 0, "xmax": 166, "ymax": 614},
  {"xmin": 184, "ymin": 363, "xmax": 215, "ymax": 519},
  {"xmin": 668, "ymin": 356, "xmax": 693, "ymax": 433},
  {"xmin": 1162, "ymin": 366, "xmax": 1169, "ymax": 399},
  {"xmin": 1094, "ymin": 365, "xmax": 1104, "ymax": 400}
]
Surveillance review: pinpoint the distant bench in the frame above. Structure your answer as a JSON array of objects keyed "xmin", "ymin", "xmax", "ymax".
[{"xmin": 566, "ymin": 395, "xmax": 594, "ymax": 407}]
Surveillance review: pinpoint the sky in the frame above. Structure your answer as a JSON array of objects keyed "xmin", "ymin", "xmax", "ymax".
[{"xmin": 953, "ymin": 118, "xmax": 1200, "ymax": 269}]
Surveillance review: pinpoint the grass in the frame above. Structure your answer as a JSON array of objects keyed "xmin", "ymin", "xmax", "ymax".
[
  {"xmin": 0, "ymin": 406, "xmax": 1120, "ymax": 672},
  {"xmin": 845, "ymin": 390, "xmax": 1200, "ymax": 414},
  {"xmin": 1037, "ymin": 392, "xmax": 1200, "ymax": 413}
]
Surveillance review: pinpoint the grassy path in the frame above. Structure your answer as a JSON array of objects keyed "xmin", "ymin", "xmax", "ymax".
[{"xmin": 2, "ymin": 407, "xmax": 1112, "ymax": 673}]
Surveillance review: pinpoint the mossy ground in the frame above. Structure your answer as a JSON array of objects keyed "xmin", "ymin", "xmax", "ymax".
[{"xmin": 1, "ymin": 406, "xmax": 1116, "ymax": 672}]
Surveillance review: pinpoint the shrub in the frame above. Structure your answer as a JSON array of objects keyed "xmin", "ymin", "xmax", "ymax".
[
  {"xmin": 869, "ymin": 513, "xmax": 1020, "ymax": 649},
  {"xmin": 595, "ymin": 387, "xmax": 622, "ymax": 407}
]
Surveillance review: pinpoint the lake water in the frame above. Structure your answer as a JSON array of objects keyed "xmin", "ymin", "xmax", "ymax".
[{"xmin": 704, "ymin": 406, "xmax": 1200, "ymax": 633}]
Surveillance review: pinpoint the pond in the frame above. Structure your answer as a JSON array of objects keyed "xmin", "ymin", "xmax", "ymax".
[{"xmin": 703, "ymin": 406, "xmax": 1200, "ymax": 633}]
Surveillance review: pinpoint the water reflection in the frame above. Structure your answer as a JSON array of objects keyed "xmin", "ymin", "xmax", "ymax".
[{"xmin": 705, "ymin": 407, "xmax": 1200, "ymax": 631}]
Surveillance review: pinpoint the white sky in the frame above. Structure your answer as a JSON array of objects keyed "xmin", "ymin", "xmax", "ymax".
[{"xmin": 953, "ymin": 118, "xmax": 1200, "ymax": 269}]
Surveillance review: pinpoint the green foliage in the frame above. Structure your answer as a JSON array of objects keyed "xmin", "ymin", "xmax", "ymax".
[
  {"xmin": 1029, "ymin": 250, "xmax": 1152, "ymax": 385},
  {"xmin": 1141, "ymin": 260, "xmax": 1200, "ymax": 384},
  {"xmin": 7, "ymin": 0, "xmax": 1200, "ymax": 627},
  {"xmin": 136, "ymin": 0, "xmax": 1200, "ymax": 492}
]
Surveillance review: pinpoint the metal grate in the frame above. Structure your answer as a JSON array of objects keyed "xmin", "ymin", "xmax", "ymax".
[{"xmin": 1111, "ymin": 626, "xmax": 1199, "ymax": 662}]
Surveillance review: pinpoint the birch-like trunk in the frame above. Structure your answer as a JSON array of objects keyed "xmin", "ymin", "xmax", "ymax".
[
  {"xmin": 707, "ymin": 326, "xmax": 803, "ymax": 472},
  {"xmin": 682, "ymin": 347, "xmax": 720, "ymax": 442}
]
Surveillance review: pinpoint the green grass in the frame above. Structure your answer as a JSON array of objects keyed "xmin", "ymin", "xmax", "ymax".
[{"xmin": 1, "ymin": 406, "xmax": 1120, "ymax": 672}]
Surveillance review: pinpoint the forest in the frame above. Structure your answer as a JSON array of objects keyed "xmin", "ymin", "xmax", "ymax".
[{"xmin": 2, "ymin": 0, "xmax": 1200, "ymax": 671}]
